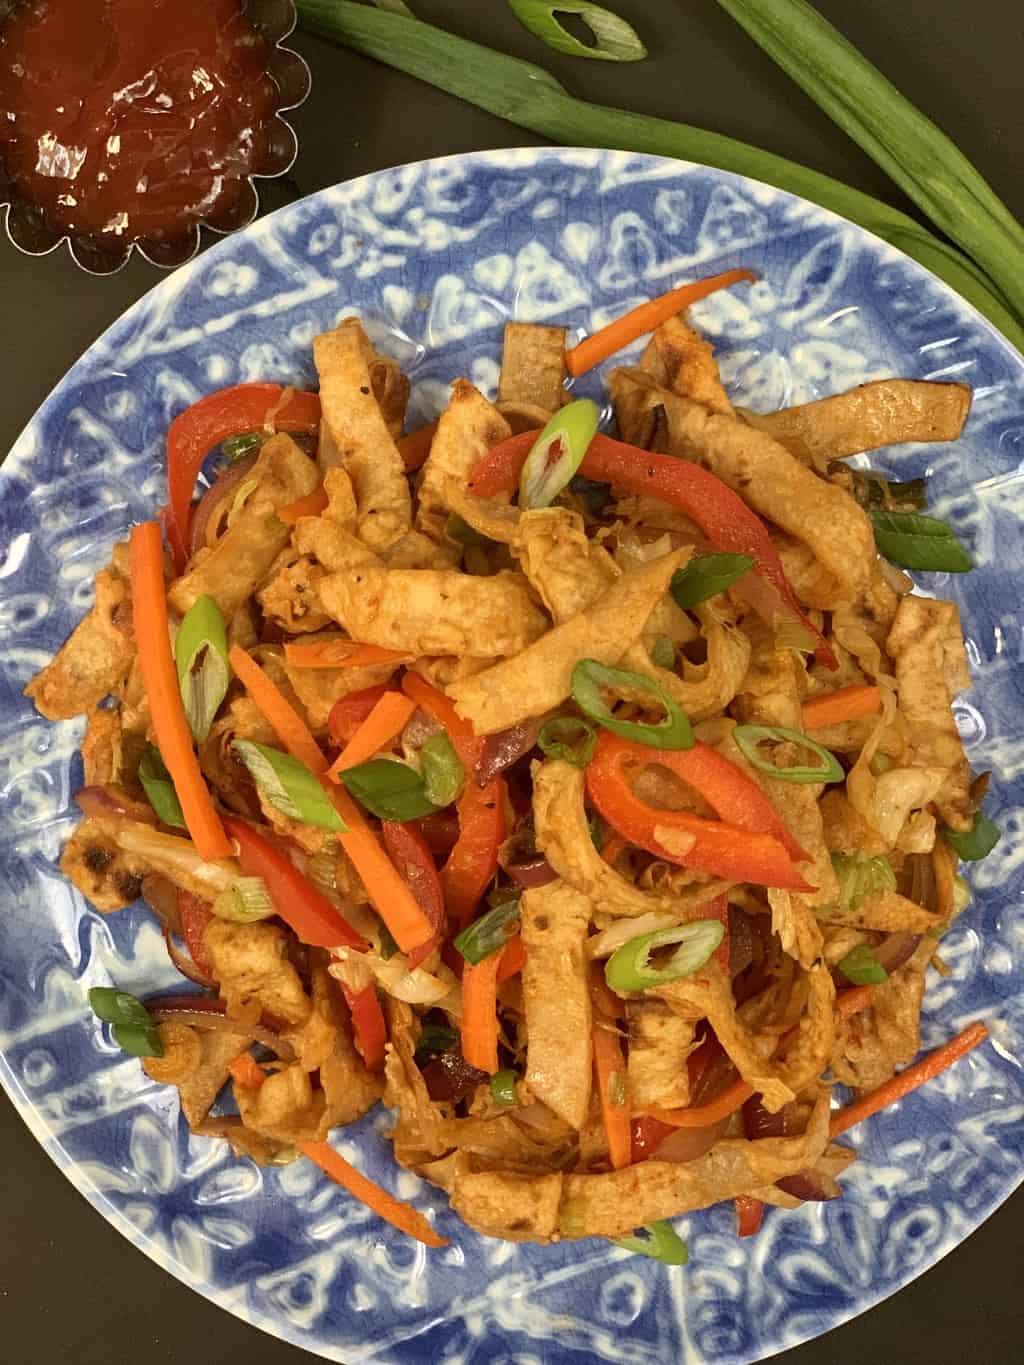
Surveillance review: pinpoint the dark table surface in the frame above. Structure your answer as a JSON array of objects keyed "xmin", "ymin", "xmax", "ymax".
[{"xmin": 1, "ymin": 3, "xmax": 1022, "ymax": 1362}]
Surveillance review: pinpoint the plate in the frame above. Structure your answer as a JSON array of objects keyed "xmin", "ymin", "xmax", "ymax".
[{"xmin": 1, "ymin": 148, "xmax": 1022, "ymax": 1365}]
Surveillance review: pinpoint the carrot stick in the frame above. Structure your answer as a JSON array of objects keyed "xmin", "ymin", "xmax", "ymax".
[
  {"xmin": 830, "ymin": 1021, "xmax": 989, "ymax": 1138},
  {"xmin": 284, "ymin": 640, "xmax": 409, "ymax": 670},
  {"xmin": 592, "ymin": 1021, "xmax": 632, "ymax": 1169},
  {"xmin": 278, "ymin": 485, "xmax": 329, "ymax": 525},
  {"xmin": 398, "ymin": 421, "xmax": 439, "ymax": 472},
  {"xmin": 564, "ymin": 269, "xmax": 757, "ymax": 377},
  {"xmin": 460, "ymin": 953, "xmax": 501, "ymax": 1073},
  {"xmin": 836, "ymin": 984, "xmax": 876, "ymax": 1019},
  {"xmin": 298, "ymin": 1140, "xmax": 449, "ymax": 1247},
  {"xmin": 228, "ymin": 645, "xmax": 326, "ymax": 774},
  {"xmin": 645, "ymin": 1077, "xmax": 755, "ymax": 1128},
  {"xmin": 228, "ymin": 1053, "xmax": 266, "ymax": 1090},
  {"xmin": 328, "ymin": 691, "xmax": 416, "ymax": 777},
  {"xmin": 129, "ymin": 523, "xmax": 231, "ymax": 861},
  {"xmin": 228, "ymin": 647, "xmax": 434, "ymax": 954},
  {"xmin": 802, "ymin": 684, "xmax": 882, "ymax": 729},
  {"xmin": 496, "ymin": 934, "xmax": 527, "ymax": 984}
]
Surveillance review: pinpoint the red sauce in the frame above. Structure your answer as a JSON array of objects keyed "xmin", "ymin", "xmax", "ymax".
[{"xmin": 0, "ymin": 0, "xmax": 279, "ymax": 246}]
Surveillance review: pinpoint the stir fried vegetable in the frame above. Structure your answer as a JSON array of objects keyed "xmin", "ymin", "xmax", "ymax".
[{"xmin": 571, "ymin": 659, "xmax": 693, "ymax": 750}]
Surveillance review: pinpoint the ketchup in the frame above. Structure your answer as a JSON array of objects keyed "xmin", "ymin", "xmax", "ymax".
[{"xmin": 0, "ymin": 0, "xmax": 280, "ymax": 247}]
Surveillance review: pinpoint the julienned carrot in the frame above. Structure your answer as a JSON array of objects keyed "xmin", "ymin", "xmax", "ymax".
[
  {"xmin": 836, "ymin": 984, "xmax": 876, "ymax": 1019},
  {"xmin": 228, "ymin": 647, "xmax": 435, "ymax": 954},
  {"xmin": 328, "ymin": 691, "xmax": 416, "ymax": 777},
  {"xmin": 592, "ymin": 1021, "xmax": 632, "ymax": 1169},
  {"xmin": 278, "ymin": 485, "xmax": 329, "ymax": 524},
  {"xmin": 646, "ymin": 1077, "xmax": 755, "ymax": 1128},
  {"xmin": 129, "ymin": 523, "xmax": 231, "ymax": 862},
  {"xmin": 564, "ymin": 269, "xmax": 757, "ymax": 377},
  {"xmin": 228, "ymin": 645, "xmax": 326, "ymax": 774},
  {"xmin": 298, "ymin": 1140, "xmax": 449, "ymax": 1248},
  {"xmin": 284, "ymin": 639, "xmax": 409, "ymax": 670},
  {"xmin": 496, "ymin": 934, "xmax": 527, "ymax": 984},
  {"xmin": 401, "ymin": 672, "xmax": 481, "ymax": 768},
  {"xmin": 830, "ymin": 1021, "xmax": 989, "ymax": 1138},
  {"xmin": 228, "ymin": 1053, "xmax": 266, "ymax": 1090},
  {"xmin": 398, "ymin": 421, "xmax": 439, "ymax": 472},
  {"xmin": 460, "ymin": 953, "xmax": 501, "ymax": 1073},
  {"xmin": 803, "ymin": 684, "xmax": 882, "ymax": 729}
]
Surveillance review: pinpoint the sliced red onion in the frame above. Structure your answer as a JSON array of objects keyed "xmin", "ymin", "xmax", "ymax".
[
  {"xmin": 420, "ymin": 1051, "xmax": 488, "ymax": 1103},
  {"xmin": 148, "ymin": 995, "xmax": 295, "ymax": 1061},
  {"xmin": 75, "ymin": 785, "xmax": 156, "ymax": 825},
  {"xmin": 775, "ymin": 1170, "xmax": 843, "ymax": 1202},
  {"xmin": 728, "ymin": 905, "xmax": 757, "ymax": 978},
  {"xmin": 502, "ymin": 853, "xmax": 558, "ymax": 888},
  {"xmin": 872, "ymin": 932, "xmax": 922, "ymax": 976},
  {"xmin": 743, "ymin": 1094, "xmax": 796, "ymax": 1140},
  {"xmin": 477, "ymin": 719, "xmax": 543, "ymax": 787},
  {"xmin": 163, "ymin": 929, "xmax": 218, "ymax": 989},
  {"xmin": 651, "ymin": 1115, "xmax": 731, "ymax": 1164},
  {"xmin": 189, "ymin": 453, "xmax": 257, "ymax": 555}
]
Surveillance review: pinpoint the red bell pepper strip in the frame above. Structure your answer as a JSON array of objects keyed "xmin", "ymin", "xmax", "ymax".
[
  {"xmin": 735, "ymin": 1195, "xmax": 765, "ymax": 1237},
  {"xmin": 165, "ymin": 384, "xmax": 322, "ymax": 571},
  {"xmin": 339, "ymin": 983, "xmax": 387, "ymax": 1072},
  {"xmin": 585, "ymin": 732, "xmax": 812, "ymax": 890},
  {"xmin": 468, "ymin": 430, "xmax": 836, "ymax": 669},
  {"xmin": 177, "ymin": 891, "xmax": 216, "ymax": 981},
  {"xmin": 381, "ymin": 821, "xmax": 446, "ymax": 971},
  {"xmin": 223, "ymin": 816, "xmax": 369, "ymax": 951},
  {"xmin": 401, "ymin": 674, "xmax": 506, "ymax": 928}
]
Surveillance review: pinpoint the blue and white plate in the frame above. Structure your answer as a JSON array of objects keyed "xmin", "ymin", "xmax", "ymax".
[{"xmin": 1, "ymin": 149, "xmax": 1021, "ymax": 1364}]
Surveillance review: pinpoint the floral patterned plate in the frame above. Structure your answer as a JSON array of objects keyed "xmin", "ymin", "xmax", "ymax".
[{"xmin": 0, "ymin": 149, "xmax": 1021, "ymax": 1364}]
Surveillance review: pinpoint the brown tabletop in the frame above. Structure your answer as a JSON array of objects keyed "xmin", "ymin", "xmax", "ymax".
[{"xmin": 1, "ymin": 3, "xmax": 1021, "ymax": 1361}]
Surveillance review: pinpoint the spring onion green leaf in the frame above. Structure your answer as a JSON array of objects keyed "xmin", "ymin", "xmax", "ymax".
[
  {"xmin": 89, "ymin": 988, "xmax": 164, "ymax": 1058},
  {"xmin": 212, "ymin": 877, "xmax": 275, "ymax": 923},
  {"xmin": 571, "ymin": 658, "xmax": 693, "ymax": 751},
  {"xmin": 714, "ymin": 0, "xmax": 1024, "ymax": 326},
  {"xmin": 942, "ymin": 811, "xmax": 1000, "ymax": 861},
  {"xmin": 614, "ymin": 1220, "xmax": 689, "ymax": 1265},
  {"xmin": 733, "ymin": 724, "xmax": 844, "ymax": 784},
  {"xmin": 295, "ymin": 2, "xmax": 1024, "ymax": 351},
  {"xmin": 420, "ymin": 732, "xmax": 465, "ymax": 808},
  {"xmin": 838, "ymin": 943, "xmax": 888, "ymax": 986},
  {"xmin": 870, "ymin": 510, "xmax": 972, "ymax": 573},
  {"xmin": 537, "ymin": 715, "xmax": 598, "ymax": 767},
  {"xmin": 519, "ymin": 399, "xmax": 600, "ymax": 508},
  {"xmin": 137, "ymin": 747, "xmax": 186, "ymax": 830},
  {"xmin": 373, "ymin": 0, "xmax": 414, "ymax": 15},
  {"xmin": 222, "ymin": 432, "xmax": 263, "ymax": 462},
  {"xmin": 650, "ymin": 636, "xmax": 676, "ymax": 670},
  {"xmin": 415, "ymin": 1022, "xmax": 457, "ymax": 1056},
  {"xmin": 508, "ymin": 1, "xmax": 646, "ymax": 62},
  {"xmin": 828, "ymin": 851, "xmax": 897, "ymax": 912},
  {"xmin": 490, "ymin": 1069, "xmax": 518, "ymax": 1106},
  {"xmin": 338, "ymin": 758, "xmax": 438, "ymax": 821},
  {"xmin": 605, "ymin": 919, "xmax": 724, "ymax": 992},
  {"xmin": 234, "ymin": 741, "xmax": 346, "ymax": 830},
  {"xmin": 454, "ymin": 901, "xmax": 520, "ymax": 965},
  {"xmin": 378, "ymin": 921, "xmax": 400, "ymax": 960},
  {"xmin": 446, "ymin": 513, "xmax": 490, "ymax": 546},
  {"xmin": 175, "ymin": 594, "xmax": 230, "ymax": 743},
  {"xmin": 670, "ymin": 553, "xmax": 754, "ymax": 609}
]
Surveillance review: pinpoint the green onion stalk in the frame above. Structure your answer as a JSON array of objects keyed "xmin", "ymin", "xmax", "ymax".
[{"xmin": 295, "ymin": 1, "xmax": 1024, "ymax": 354}]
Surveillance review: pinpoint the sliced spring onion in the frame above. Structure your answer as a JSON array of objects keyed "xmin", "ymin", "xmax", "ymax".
[
  {"xmin": 420, "ymin": 732, "xmax": 465, "ymax": 808},
  {"xmin": 614, "ymin": 1220, "xmax": 689, "ymax": 1266},
  {"xmin": 838, "ymin": 943, "xmax": 888, "ymax": 986},
  {"xmin": 445, "ymin": 513, "xmax": 490, "ymax": 546},
  {"xmin": 137, "ymin": 746, "xmax": 186, "ymax": 830},
  {"xmin": 732, "ymin": 724, "xmax": 844, "ymax": 784},
  {"xmin": 571, "ymin": 658, "xmax": 693, "ymax": 751},
  {"xmin": 828, "ymin": 851, "xmax": 897, "ymax": 912},
  {"xmin": 942, "ymin": 812, "xmax": 1000, "ymax": 861},
  {"xmin": 415, "ymin": 1021, "xmax": 458, "ymax": 1056},
  {"xmin": 649, "ymin": 635, "xmax": 676, "ymax": 669},
  {"xmin": 222, "ymin": 432, "xmax": 263, "ymax": 462},
  {"xmin": 869, "ymin": 510, "xmax": 972, "ymax": 573},
  {"xmin": 88, "ymin": 988, "xmax": 164, "ymax": 1058},
  {"xmin": 175, "ymin": 594, "xmax": 230, "ymax": 743},
  {"xmin": 454, "ymin": 901, "xmax": 520, "ymax": 965},
  {"xmin": 509, "ymin": 1, "xmax": 646, "ymax": 62},
  {"xmin": 604, "ymin": 920, "xmax": 724, "ymax": 992},
  {"xmin": 490, "ymin": 1069, "xmax": 518, "ymax": 1106},
  {"xmin": 338, "ymin": 758, "xmax": 438, "ymax": 822},
  {"xmin": 212, "ymin": 877, "xmax": 275, "ymax": 923},
  {"xmin": 537, "ymin": 715, "xmax": 598, "ymax": 767},
  {"xmin": 669, "ymin": 553, "xmax": 754, "ymax": 609},
  {"xmin": 233, "ymin": 741, "xmax": 346, "ymax": 831},
  {"xmin": 519, "ymin": 399, "xmax": 600, "ymax": 509}
]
